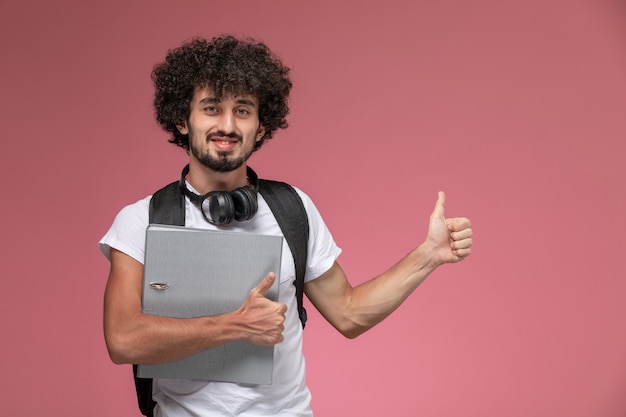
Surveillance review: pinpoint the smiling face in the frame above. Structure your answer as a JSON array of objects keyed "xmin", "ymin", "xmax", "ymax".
[{"xmin": 178, "ymin": 87, "xmax": 266, "ymax": 173}]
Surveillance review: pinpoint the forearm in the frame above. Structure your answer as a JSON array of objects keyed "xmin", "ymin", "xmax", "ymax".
[
  {"xmin": 104, "ymin": 309, "xmax": 245, "ymax": 365},
  {"xmin": 342, "ymin": 243, "xmax": 440, "ymax": 337},
  {"xmin": 307, "ymin": 244, "xmax": 441, "ymax": 339}
]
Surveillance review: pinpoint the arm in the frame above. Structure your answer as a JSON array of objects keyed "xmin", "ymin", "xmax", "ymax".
[
  {"xmin": 304, "ymin": 192, "xmax": 472, "ymax": 339},
  {"xmin": 103, "ymin": 248, "xmax": 287, "ymax": 365}
]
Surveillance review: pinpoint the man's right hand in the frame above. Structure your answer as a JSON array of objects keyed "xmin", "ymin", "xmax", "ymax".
[{"xmin": 235, "ymin": 273, "xmax": 287, "ymax": 346}]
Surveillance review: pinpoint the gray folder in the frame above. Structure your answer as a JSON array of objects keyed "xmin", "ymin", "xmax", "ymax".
[{"xmin": 138, "ymin": 224, "xmax": 283, "ymax": 384}]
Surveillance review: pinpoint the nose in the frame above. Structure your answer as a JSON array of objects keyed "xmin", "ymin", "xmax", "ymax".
[{"xmin": 216, "ymin": 112, "xmax": 236, "ymax": 134}]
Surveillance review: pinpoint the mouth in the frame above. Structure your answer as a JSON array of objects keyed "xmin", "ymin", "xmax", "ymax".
[{"xmin": 209, "ymin": 136, "xmax": 239, "ymax": 152}]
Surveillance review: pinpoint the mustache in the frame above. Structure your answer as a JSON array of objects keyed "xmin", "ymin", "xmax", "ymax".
[{"xmin": 207, "ymin": 131, "xmax": 243, "ymax": 141}]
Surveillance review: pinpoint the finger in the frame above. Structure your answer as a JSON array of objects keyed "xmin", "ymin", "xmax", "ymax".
[
  {"xmin": 453, "ymin": 247, "xmax": 472, "ymax": 258},
  {"xmin": 451, "ymin": 228, "xmax": 473, "ymax": 241},
  {"xmin": 430, "ymin": 191, "xmax": 446, "ymax": 218},
  {"xmin": 451, "ymin": 237, "xmax": 473, "ymax": 250},
  {"xmin": 446, "ymin": 217, "xmax": 471, "ymax": 232},
  {"xmin": 277, "ymin": 302, "xmax": 288, "ymax": 315},
  {"xmin": 253, "ymin": 272, "xmax": 276, "ymax": 297}
]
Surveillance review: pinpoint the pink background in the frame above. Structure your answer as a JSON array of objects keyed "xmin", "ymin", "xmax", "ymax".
[{"xmin": 2, "ymin": 0, "xmax": 625, "ymax": 416}]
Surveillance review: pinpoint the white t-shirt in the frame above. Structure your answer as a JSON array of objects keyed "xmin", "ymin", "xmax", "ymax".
[{"xmin": 100, "ymin": 184, "xmax": 341, "ymax": 417}]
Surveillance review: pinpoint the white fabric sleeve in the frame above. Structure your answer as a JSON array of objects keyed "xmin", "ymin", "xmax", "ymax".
[
  {"xmin": 99, "ymin": 196, "xmax": 151, "ymax": 264},
  {"xmin": 294, "ymin": 188, "xmax": 342, "ymax": 283}
]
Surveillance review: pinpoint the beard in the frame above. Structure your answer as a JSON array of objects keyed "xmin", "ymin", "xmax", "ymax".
[
  {"xmin": 192, "ymin": 147, "xmax": 248, "ymax": 172},
  {"xmin": 189, "ymin": 133, "xmax": 253, "ymax": 173}
]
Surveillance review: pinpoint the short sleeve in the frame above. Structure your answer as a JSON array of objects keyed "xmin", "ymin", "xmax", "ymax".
[
  {"xmin": 99, "ymin": 196, "xmax": 151, "ymax": 264},
  {"xmin": 293, "ymin": 188, "xmax": 342, "ymax": 282}
]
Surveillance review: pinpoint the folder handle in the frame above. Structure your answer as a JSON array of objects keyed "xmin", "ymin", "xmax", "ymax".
[{"xmin": 149, "ymin": 282, "xmax": 170, "ymax": 290}]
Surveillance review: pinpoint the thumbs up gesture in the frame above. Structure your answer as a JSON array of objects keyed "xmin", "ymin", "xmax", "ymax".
[
  {"xmin": 425, "ymin": 192, "xmax": 473, "ymax": 265},
  {"xmin": 235, "ymin": 273, "xmax": 287, "ymax": 346}
]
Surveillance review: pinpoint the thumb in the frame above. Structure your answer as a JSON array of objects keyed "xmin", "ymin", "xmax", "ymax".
[
  {"xmin": 253, "ymin": 272, "xmax": 276, "ymax": 297},
  {"xmin": 430, "ymin": 191, "xmax": 446, "ymax": 219}
]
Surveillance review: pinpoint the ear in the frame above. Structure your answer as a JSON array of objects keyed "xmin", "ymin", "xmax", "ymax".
[
  {"xmin": 176, "ymin": 120, "xmax": 189, "ymax": 135},
  {"xmin": 256, "ymin": 126, "xmax": 266, "ymax": 142}
]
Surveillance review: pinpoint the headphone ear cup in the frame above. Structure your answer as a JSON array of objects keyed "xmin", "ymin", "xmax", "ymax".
[
  {"xmin": 205, "ymin": 192, "xmax": 235, "ymax": 225},
  {"xmin": 231, "ymin": 187, "xmax": 258, "ymax": 221}
]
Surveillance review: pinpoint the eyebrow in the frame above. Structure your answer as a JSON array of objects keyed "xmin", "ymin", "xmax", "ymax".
[{"xmin": 198, "ymin": 96, "xmax": 257, "ymax": 107}]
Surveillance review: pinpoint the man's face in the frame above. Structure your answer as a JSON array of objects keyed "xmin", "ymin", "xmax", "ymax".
[{"xmin": 178, "ymin": 87, "xmax": 265, "ymax": 172}]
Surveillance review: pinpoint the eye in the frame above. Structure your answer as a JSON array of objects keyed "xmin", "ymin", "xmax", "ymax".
[
  {"xmin": 235, "ymin": 108, "xmax": 251, "ymax": 116},
  {"xmin": 204, "ymin": 106, "xmax": 218, "ymax": 114}
]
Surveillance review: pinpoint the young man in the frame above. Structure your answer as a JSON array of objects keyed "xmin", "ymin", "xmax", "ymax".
[{"xmin": 100, "ymin": 35, "xmax": 473, "ymax": 417}]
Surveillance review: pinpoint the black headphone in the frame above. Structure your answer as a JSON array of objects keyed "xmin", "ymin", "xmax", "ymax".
[{"xmin": 179, "ymin": 164, "xmax": 259, "ymax": 225}]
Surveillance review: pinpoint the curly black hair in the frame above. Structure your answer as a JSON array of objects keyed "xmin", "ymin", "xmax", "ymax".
[{"xmin": 152, "ymin": 35, "xmax": 292, "ymax": 151}]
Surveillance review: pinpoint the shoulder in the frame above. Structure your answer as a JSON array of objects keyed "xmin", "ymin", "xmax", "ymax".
[
  {"xmin": 99, "ymin": 196, "xmax": 152, "ymax": 263},
  {"xmin": 114, "ymin": 196, "xmax": 152, "ymax": 227},
  {"xmin": 258, "ymin": 179, "xmax": 316, "ymax": 212}
]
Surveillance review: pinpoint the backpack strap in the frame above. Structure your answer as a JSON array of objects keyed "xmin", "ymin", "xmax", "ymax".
[
  {"xmin": 258, "ymin": 179, "xmax": 309, "ymax": 328},
  {"xmin": 149, "ymin": 181, "xmax": 185, "ymax": 226},
  {"xmin": 131, "ymin": 364, "xmax": 155, "ymax": 417}
]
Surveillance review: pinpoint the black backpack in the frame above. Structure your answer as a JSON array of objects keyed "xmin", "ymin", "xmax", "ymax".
[{"xmin": 133, "ymin": 177, "xmax": 310, "ymax": 417}]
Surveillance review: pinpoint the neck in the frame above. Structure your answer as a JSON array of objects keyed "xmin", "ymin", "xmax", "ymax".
[{"xmin": 186, "ymin": 159, "xmax": 249, "ymax": 194}]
